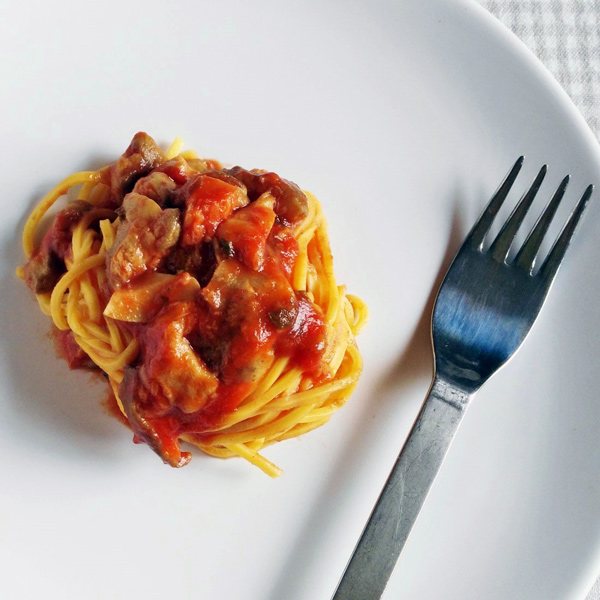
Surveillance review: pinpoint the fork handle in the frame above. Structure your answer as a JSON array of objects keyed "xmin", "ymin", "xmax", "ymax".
[{"xmin": 332, "ymin": 377, "xmax": 472, "ymax": 600}]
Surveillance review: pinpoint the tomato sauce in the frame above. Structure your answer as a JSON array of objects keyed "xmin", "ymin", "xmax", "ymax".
[{"xmin": 48, "ymin": 134, "xmax": 327, "ymax": 467}]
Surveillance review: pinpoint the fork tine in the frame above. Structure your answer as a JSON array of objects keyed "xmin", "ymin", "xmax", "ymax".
[
  {"xmin": 539, "ymin": 184, "xmax": 593, "ymax": 283},
  {"xmin": 489, "ymin": 164, "xmax": 548, "ymax": 262},
  {"xmin": 467, "ymin": 156, "xmax": 524, "ymax": 250},
  {"xmin": 515, "ymin": 174, "xmax": 570, "ymax": 272}
]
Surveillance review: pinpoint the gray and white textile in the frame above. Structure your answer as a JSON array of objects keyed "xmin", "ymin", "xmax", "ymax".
[{"xmin": 479, "ymin": 1, "xmax": 600, "ymax": 139}]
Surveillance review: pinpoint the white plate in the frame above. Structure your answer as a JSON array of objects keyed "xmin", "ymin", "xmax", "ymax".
[{"xmin": 1, "ymin": 1, "xmax": 599, "ymax": 598}]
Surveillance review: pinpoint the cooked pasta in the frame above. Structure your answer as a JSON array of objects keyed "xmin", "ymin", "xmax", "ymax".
[{"xmin": 20, "ymin": 133, "xmax": 367, "ymax": 476}]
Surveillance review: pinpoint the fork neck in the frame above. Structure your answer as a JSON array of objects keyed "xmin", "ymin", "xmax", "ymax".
[
  {"xmin": 428, "ymin": 375, "xmax": 474, "ymax": 414},
  {"xmin": 434, "ymin": 348, "xmax": 489, "ymax": 395}
]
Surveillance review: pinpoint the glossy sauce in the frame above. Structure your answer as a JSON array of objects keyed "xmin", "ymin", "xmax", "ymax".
[{"xmin": 42, "ymin": 133, "xmax": 328, "ymax": 467}]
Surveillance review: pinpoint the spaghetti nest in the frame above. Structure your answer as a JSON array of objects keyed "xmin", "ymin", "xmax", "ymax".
[{"xmin": 20, "ymin": 133, "xmax": 367, "ymax": 476}]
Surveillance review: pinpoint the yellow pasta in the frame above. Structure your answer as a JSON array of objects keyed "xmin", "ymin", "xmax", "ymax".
[{"xmin": 20, "ymin": 133, "xmax": 367, "ymax": 476}]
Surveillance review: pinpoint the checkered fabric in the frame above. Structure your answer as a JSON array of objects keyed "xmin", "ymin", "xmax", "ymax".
[
  {"xmin": 479, "ymin": 0, "xmax": 600, "ymax": 140},
  {"xmin": 474, "ymin": 3, "xmax": 600, "ymax": 598}
]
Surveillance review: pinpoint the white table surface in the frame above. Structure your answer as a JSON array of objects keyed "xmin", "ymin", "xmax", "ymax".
[{"xmin": 475, "ymin": 2, "xmax": 600, "ymax": 598}]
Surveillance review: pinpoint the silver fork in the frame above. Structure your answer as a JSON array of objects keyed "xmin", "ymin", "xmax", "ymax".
[{"xmin": 332, "ymin": 158, "xmax": 594, "ymax": 600}]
